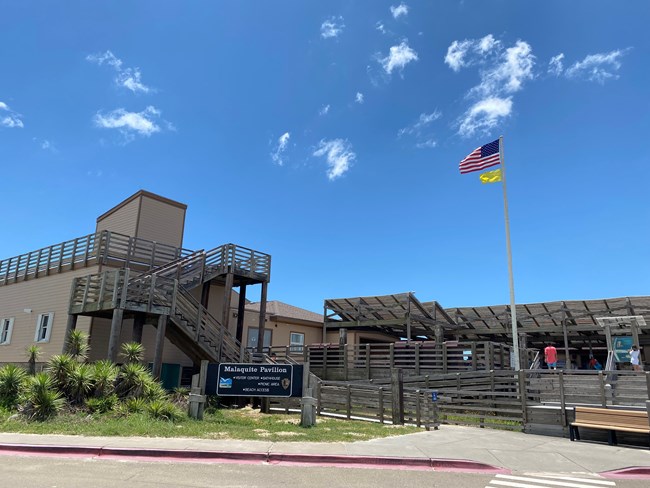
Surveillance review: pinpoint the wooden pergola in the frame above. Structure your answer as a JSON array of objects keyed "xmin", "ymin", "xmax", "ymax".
[{"xmin": 323, "ymin": 292, "xmax": 457, "ymax": 342}]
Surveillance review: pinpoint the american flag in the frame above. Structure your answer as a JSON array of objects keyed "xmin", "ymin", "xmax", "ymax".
[{"xmin": 459, "ymin": 139, "xmax": 501, "ymax": 174}]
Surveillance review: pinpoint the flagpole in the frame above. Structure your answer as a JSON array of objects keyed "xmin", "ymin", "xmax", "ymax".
[{"xmin": 499, "ymin": 136, "xmax": 520, "ymax": 370}]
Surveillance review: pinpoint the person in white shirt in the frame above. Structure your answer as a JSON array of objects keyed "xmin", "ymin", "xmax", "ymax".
[{"xmin": 629, "ymin": 345, "xmax": 642, "ymax": 372}]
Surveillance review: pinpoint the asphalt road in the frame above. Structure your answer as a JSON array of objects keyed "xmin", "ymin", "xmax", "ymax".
[{"xmin": 0, "ymin": 456, "xmax": 647, "ymax": 488}]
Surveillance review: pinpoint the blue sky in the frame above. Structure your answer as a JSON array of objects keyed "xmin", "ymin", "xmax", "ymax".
[{"xmin": 2, "ymin": 1, "xmax": 649, "ymax": 314}]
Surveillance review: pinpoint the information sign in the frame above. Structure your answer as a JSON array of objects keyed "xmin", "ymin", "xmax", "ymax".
[{"xmin": 213, "ymin": 363, "xmax": 303, "ymax": 397}]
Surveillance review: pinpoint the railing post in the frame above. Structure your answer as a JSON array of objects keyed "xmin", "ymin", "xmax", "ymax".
[
  {"xmin": 442, "ymin": 343, "xmax": 448, "ymax": 374},
  {"xmin": 365, "ymin": 343, "xmax": 371, "ymax": 380},
  {"xmin": 389, "ymin": 343, "xmax": 394, "ymax": 370},
  {"xmin": 378, "ymin": 387, "xmax": 384, "ymax": 424},
  {"xmin": 70, "ymin": 238, "xmax": 78, "ymax": 270},
  {"xmin": 196, "ymin": 306, "xmax": 203, "ymax": 342},
  {"xmin": 559, "ymin": 371, "xmax": 567, "ymax": 430},
  {"xmin": 599, "ymin": 371, "xmax": 606, "ymax": 407},
  {"xmin": 416, "ymin": 389, "xmax": 422, "ymax": 427},
  {"xmin": 102, "ymin": 231, "xmax": 111, "ymax": 266},
  {"xmin": 518, "ymin": 370, "xmax": 528, "ymax": 428},
  {"xmin": 471, "ymin": 342, "xmax": 477, "ymax": 371},
  {"xmin": 391, "ymin": 368, "xmax": 404, "ymax": 425},
  {"xmin": 346, "ymin": 384, "xmax": 352, "ymax": 419},
  {"xmin": 415, "ymin": 343, "xmax": 421, "ymax": 375},
  {"xmin": 343, "ymin": 344, "xmax": 349, "ymax": 381},
  {"xmin": 323, "ymin": 345, "xmax": 328, "ymax": 379},
  {"xmin": 98, "ymin": 271, "xmax": 107, "ymax": 307},
  {"xmin": 35, "ymin": 248, "xmax": 43, "ymax": 278},
  {"xmin": 170, "ymin": 279, "xmax": 178, "ymax": 315},
  {"xmin": 316, "ymin": 381, "xmax": 322, "ymax": 415}
]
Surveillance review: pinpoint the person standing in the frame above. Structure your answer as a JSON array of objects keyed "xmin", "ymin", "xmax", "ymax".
[
  {"xmin": 629, "ymin": 345, "xmax": 642, "ymax": 372},
  {"xmin": 544, "ymin": 343, "xmax": 558, "ymax": 370}
]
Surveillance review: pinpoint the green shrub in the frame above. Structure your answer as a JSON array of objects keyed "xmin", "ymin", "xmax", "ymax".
[
  {"xmin": 20, "ymin": 373, "xmax": 64, "ymax": 421},
  {"xmin": 0, "ymin": 365, "xmax": 28, "ymax": 409},
  {"xmin": 25, "ymin": 345, "xmax": 42, "ymax": 375},
  {"xmin": 66, "ymin": 330, "xmax": 90, "ymax": 362},
  {"xmin": 46, "ymin": 354, "xmax": 76, "ymax": 392},
  {"xmin": 116, "ymin": 363, "xmax": 152, "ymax": 398},
  {"xmin": 146, "ymin": 399, "xmax": 182, "ymax": 421},
  {"xmin": 123, "ymin": 397, "xmax": 147, "ymax": 414},
  {"xmin": 91, "ymin": 360, "xmax": 119, "ymax": 398},
  {"xmin": 86, "ymin": 394, "xmax": 118, "ymax": 414},
  {"xmin": 120, "ymin": 342, "xmax": 144, "ymax": 364},
  {"xmin": 65, "ymin": 363, "xmax": 94, "ymax": 404}
]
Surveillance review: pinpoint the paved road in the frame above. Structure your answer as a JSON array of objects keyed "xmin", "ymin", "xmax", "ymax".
[{"xmin": 0, "ymin": 456, "xmax": 648, "ymax": 488}]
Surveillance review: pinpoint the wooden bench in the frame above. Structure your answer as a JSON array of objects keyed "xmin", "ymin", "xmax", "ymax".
[{"xmin": 570, "ymin": 406, "xmax": 650, "ymax": 447}]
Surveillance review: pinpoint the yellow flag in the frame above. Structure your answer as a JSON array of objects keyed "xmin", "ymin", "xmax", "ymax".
[{"xmin": 479, "ymin": 168, "xmax": 502, "ymax": 184}]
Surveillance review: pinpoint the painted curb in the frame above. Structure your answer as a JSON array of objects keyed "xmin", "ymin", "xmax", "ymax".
[
  {"xmin": 0, "ymin": 443, "xmax": 506, "ymax": 472},
  {"xmin": 600, "ymin": 466, "xmax": 650, "ymax": 479}
]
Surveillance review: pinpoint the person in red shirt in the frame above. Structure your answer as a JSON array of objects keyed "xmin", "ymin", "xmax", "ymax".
[{"xmin": 544, "ymin": 343, "xmax": 558, "ymax": 370}]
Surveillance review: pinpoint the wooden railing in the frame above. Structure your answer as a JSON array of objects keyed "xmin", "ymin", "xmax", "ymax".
[
  {"xmin": 69, "ymin": 269, "xmax": 242, "ymax": 363},
  {"xmin": 0, "ymin": 231, "xmax": 192, "ymax": 285},
  {"xmin": 261, "ymin": 341, "xmax": 514, "ymax": 381},
  {"xmin": 204, "ymin": 244, "xmax": 271, "ymax": 281}
]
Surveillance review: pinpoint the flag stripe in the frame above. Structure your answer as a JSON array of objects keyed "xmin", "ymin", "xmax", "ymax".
[{"xmin": 459, "ymin": 138, "xmax": 501, "ymax": 174}]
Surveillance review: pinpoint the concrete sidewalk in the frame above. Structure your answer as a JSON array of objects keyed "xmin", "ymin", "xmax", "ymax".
[{"xmin": 0, "ymin": 426, "xmax": 649, "ymax": 476}]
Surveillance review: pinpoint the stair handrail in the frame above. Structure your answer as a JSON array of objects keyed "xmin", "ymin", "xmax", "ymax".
[{"xmin": 605, "ymin": 350, "xmax": 616, "ymax": 371}]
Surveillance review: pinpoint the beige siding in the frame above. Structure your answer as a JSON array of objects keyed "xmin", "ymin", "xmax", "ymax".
[
  {"xmin": 89, "ymin": 317, "xmax": 192, "ymax": 367},
  {"xmin": 0, "ymin": 267, "xmax": 96, "ymax": 363},
  {"xmin": 136, "ymin": 195, "xmax": 185, "ymax": 248},
  {"xmin": 96, "ymin": 197, "xmax": 140, "ymax": 237}
]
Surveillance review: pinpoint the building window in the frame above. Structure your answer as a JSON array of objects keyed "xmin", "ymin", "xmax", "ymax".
[
  {"xmin": 290, "ymin": 332, "xmax": 305, "ymax": 353},
  {"xmin": 34, "ymin": 312, "xmax": 54, "ymax": 343},
  {"xmin": 247, "ymin": 328, "xmax": 272, "ymax": 352},
  {"xmin": 0, "ymin": 318, "xmax": 14, "ymax": 345}
]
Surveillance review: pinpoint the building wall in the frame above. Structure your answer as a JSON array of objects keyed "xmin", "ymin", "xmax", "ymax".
[
  {"xmin": 88, "ymin": 317, "xmax": 192, "ymax": 367},
  {"xmin": 136, "ymin": 195, "xmax": 185, "ymax": 248},
  {"xmin": 0, "ymin": 267, "xmax": 96, "ymax": 363},
  {"xmin": 96, "ymin": 197, "xmax": 140, "ymax": 238}
]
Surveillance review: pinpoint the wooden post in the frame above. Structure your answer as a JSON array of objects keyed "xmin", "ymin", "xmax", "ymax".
[
  {"xmin": 559, "ymin": 371, "xmax": 567, "ymax": 430},
  {"xmin": 442, "ymin": 343, "xmax": 448, "ymax": 374},
  {"xmin": 222, "ymin": 272, "xmax": 234, "ymax": 329},
  {"xmin": 152, "ymin": 314, "xmax": 168, "ymax": 379},
  {"xmin": 256, "ymin": 281, "xmax": 268, "ymax": 354},
  {"xmin": 389, "ymin": 343, "xmax": 395, "ymax": 370},
  {"xmin": 645, "ymin": 372, "xmax": 650, "ymax": 401},
  {"xmin": 518, "ymin": 370, "xmax": 528, "ymax": 426},
  {"xmin": 236, "ymin": 284, "xmax": 247, "ymax": 343},
  {"xmin": 415, "ymin": 343, "xmax": 421, "ymax": 375},
  {"xmin": 107, "ymin": 308, "xmax": 124, "ymax": 362},
  {"xmin": 346, "ymin": 384, "xmax": 352, "ymax": 419},
  {"xmin": 415, "ymin": 389, "xmax": 421, "ymax": 427},
  {"xmin": 365, "ymin": 343, "xmax": 371, "ymax": 380},
  {"xmin": 471, "ymin": 342, "xmax": 477, "ymax": 371},
  {"xmin": 562, "ymin": 308, "xmax": 571, "ymax": 369},
  {"xmin": 197, "ymin": 360, "xmax": 208, "ymax": 420},
  {"xmin": 599, "ymin": 371, "xmax": 607, "ymax": 407},
  {"xmin": 132, "ymin": 314, "xmax": 145, "ymax": 344},
  {"xmin": 323, "ymin": 345, "xmax": 328, "ymax": 380},
  {"xmin": 62, "ymin": 314, "xmax": 78, "ymax": 354},
  {"xmin": 378, "ymin": 387, "xmax": 384, "ymax": 424},
  {"xmin": 343, "ymin": 343, "xmax": 349, "ymax": 381},
  {"xmin": 391, "ymin": 368, "xmax": 404, "ymax": 425}
]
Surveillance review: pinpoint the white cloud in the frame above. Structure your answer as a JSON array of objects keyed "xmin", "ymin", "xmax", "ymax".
[
  {"xmin": 319, "ymin": 104, "xmax": 330, "ymax": 116},
  {"xmin": 313, "ymin": 139, "xmax": 356, "ymax": 180},
  {"xmin": 398, "ymin": 110, "xmax": 441, "ymax": 137},
  {"xmin": 565, "ymin": 49, "xmax": 629, "ymax": 83},
  {"xmin": 470, "ymin": 40, "xmax": 535, "ymax": 98},
  {"xmin": 458, "ymin": 97, "xmax": 512, "ymax": 138},
  {"xmin": 446, "ymin": 36, "xmax": 534, "ymax": 137},
  {"xmin": 87, "ymin": 50, "xmax": 152, "ymax": 93},
  {"xmin": 390, "ymin": 3, "xmax": 409, "ymax": 19},
  {"xmin": 380, "ymin": 40, "xmax": 418, "ymax": 75},
  {"xmin": 416, "ymin": 139, "xmax": 437, "ymax": 149},
  {"xmin": 321, "ymin": 16, "xmax": 344, "ymax": 39},
  {"xmin": 376, "ymin": 22, "xmax": 387, "ymax": 34},
  {"xmin": 270, "ymin": 132, "xmax": 290, "ymax": 166},
  {"xmin": 444, "ymin": 35, "xmax": 500, "ymax": 71},
  {"xmin": 355, "ymin": 92, "xmax": 364, "ymax": 104},
  {"xmin": 93, "ymin": 106, "xmax": 163, "ymax": 139},
  {"xmin": 0, "ymin": 101, "xmax": 24, "ymax": 128},
  {"xmin": 548, "ymin": 53, "xmax": 565, "ymax": 76},
  {"xmin": 33, "ymin": 138, "xmax": 57, "ymax": 152},
  {"xmin": 398, "ymin": 110, "xmax": 441, "ymax": 148}
]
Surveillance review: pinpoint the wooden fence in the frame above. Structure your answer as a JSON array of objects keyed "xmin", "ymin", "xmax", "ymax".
[
  {"xmin": 269, "ymin": 369, "xmax": 650, "ymax": 433},
  {"xmin": 262, "ymin": 341, "xmax": 515, "ymax": 381}
]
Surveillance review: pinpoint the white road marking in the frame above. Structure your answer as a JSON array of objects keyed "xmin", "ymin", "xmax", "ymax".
[{"xmin": 486, "ymin": 473, "xmax": 616, "ymax": 488}]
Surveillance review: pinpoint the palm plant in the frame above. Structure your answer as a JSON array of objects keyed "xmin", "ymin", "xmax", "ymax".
[
  {"xmin": 115, "ymin": 362, "xmax": 150, "ymax": 398},
  {"xmin": 120, "ymin": 342, "xmax": 145, "ymax": 364},
  {"xmin": 66, "ymin": 330, "xmax": 90, "ymax": 362},
  {"xmin": 91, "ymin": 360, "xmax": 119, "ymax": 398},
  {"xmin": 46, "ymin": 354, "xmax": 76, "ymax": 392},
  {"xmin": 0, "ymin": 364, "xmax": 28, "ymax": 409},
  {"xmin": 25, "ymin": 345, "xmax": 42, "ymax": 375},
  {"xmin": 19, "ymin": 372, "xmax": 64, "ymax": 421},
  {"xmin": 65, "ymin": 363, "xmax": 94, "ymax": 404}
]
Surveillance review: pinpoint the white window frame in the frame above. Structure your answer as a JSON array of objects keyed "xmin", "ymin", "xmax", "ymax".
[
  {"xmin": 0, "ymin": 317, "xmax": 14, "ymax": 345},
  {"xmin": 290, "ymin": 332, "xmax": 305, "ymax": 353},
  {"xmin": 34, "ymin": 312, "xmax": 54, "ymax": 343}
]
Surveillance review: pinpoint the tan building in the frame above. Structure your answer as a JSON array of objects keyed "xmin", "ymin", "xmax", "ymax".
[{"xmin": 1, "ymin": 190, "xmax": 329, "ymax": 387}]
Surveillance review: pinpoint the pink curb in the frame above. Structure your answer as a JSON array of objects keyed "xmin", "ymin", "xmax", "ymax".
[
  {"xmin": 0, "ymin": 443, "xmax": 507, "ymax": 473},
  {"xmin": 600, "ymin": 467, "xmax": 650, "ymax": 479}
]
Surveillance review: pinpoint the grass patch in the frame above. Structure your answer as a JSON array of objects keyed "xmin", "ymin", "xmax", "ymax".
[{"xmin": 0, "ymin": 406, "xmax": 421, "ymax": 442}]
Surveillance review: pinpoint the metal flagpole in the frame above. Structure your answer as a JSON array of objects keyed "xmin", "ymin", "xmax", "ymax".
[{"xmin": 498, "ymin": 135, "xmax": 520, "ymax": 370}]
